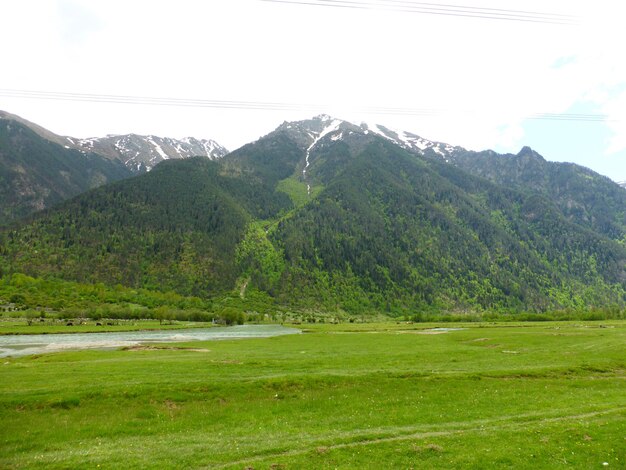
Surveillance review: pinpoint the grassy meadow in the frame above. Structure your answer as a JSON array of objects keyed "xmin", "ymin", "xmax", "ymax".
[
  {"xmin": 0, "ymin": 319, "xmax": 214, "ymax": 336},
  {"xmin": 1, "ymin": 321, "xmax": 625, "ymax": 468}
]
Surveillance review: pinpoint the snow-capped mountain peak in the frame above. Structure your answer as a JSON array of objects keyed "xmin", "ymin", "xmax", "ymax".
[
  {"xmin": 66, "ymin": 134, "xmax": 228, "ymax": 172},
  {"xmin": 309, "ymin": 117, "xmax": 343, "ymax": 146},
  {"xmin": 278, "ymin": 115, "xmax": 463, "ymax": 164}
]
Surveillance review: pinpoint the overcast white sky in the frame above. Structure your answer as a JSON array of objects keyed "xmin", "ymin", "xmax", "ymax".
[{"xmin": 1, "ymin": 0, "xmax": 625, "ymax": 181}]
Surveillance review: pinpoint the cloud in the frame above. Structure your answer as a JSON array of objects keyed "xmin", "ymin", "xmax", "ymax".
[
  {"xmin": 56, "ymin": 0, "xmax": 103, "ymax": 45},
  {"xmin": 602, "ymin": 89, "xmax": 626, "ymax": 154}
]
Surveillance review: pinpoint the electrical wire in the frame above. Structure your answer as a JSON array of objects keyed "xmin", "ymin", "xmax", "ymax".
[
  {"xmin": 0, "ymin": 88, "xmax": 612, "ymax": 123},
  {"xmin": 259, "ymin": 0, "xmax": 579, "ymax": 25},
  {"xmin": 0, "ymin": 89, "xmax": 439, "ymax": 115}
]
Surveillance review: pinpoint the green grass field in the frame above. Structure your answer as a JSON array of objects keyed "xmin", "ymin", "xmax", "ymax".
[{"xmin": 1, "ymin": 321, "xmax": 624, "ymax": 469}]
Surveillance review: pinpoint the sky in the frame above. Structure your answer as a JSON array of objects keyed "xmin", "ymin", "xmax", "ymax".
[{"xmin": 1, "ymin": 0, "xmax": 625, "ymax": 182}]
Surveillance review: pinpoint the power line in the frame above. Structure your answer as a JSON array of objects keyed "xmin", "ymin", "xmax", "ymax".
[
  {"xmin": 261, "ymin": 0, "xmax": 578, "ymax": 24},
  {"xmin": 0, "ymin": 88, "xmax": 612, "ymax": 123},
  {"xmin": 0, "ymin": 89, "xmax": 441, "ymax": 115},
  {"xmin": 530, "ymin": 113, "xmax": 610, "ymax": 122},
  {"xmin": 259, "ymin": 0, "xmax": 579, "ymax": 25},
  {"xmin": 379, "ymin": 0, "xmax": 576, "ymax": 21},
  {"xmin": 0, "ymin": 89, "xmax": 311, "ymax": 112}
]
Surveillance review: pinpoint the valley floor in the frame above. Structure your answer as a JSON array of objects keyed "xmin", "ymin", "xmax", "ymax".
[{"xmin": 1, "ymin": 321, "xmax": 624, "ymax": 468}]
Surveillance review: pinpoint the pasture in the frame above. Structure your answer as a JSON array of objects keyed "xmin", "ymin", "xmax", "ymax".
[{"xmin": 1, "ymin": 321, "xmax": 624, "ymax": 468}]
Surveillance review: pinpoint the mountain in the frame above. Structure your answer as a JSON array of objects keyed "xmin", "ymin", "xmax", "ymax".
[
  {"xmin": 0, "ymin": 114, "xmax": 131, "ymax": 226},
  {"xmin": 356, "ymin": 118, "xmax": 626, "ymax": 242},
  {"xmin": 437, "ymin": 147, "xmax": 626, "ymax": 242},
  {"xmin": 67, "ymin": 134, "xmax": 228, "ymax": 172},
  {"xmin": 0, "ymin": 110, "xmax": 229, "ymax": 224},
  {"xmin": 0, "ymin": 157, "xmax": 290, "ymax": 294},
  {"xmin": 0, "ymin": 110, "xmax": 71, "ymax": 147},
  {"xmin": 2, "ymin": 115, "xmax": 625, "ymax": 314},
  {"xmin": 262, "ymin": 116, "xmax": 626, "ymax": 311},
  {"xmin": 618, "ymin": 181, "xmax": 626, "ymax": 189},
  {"xmin": 0, "ymin": 110, "xmax": 228, "ymax": 173},
  {"xmin": 360, "ymin": 121, "xmax": 463, "ymax": 161}
]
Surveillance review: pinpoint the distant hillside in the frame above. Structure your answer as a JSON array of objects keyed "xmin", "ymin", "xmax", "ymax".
[
  {"xmin": 0, "ymin": 116, "xmax": 131, "ymax": 225},
  {"xmin": 446, "ymin": 147, "xmax": 626, "ymax": 241}
]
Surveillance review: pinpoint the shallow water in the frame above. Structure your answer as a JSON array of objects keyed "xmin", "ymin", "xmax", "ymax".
[
  {"xmin": 429, "ymin": 327, "xmax": 465, "ymax": 332},
  {"xmin": 0, "ymin": 324, "xmax": 301, "ymax": 358}
]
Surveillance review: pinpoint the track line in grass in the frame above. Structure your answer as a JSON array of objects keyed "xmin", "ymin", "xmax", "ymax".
[{"xmin": 211, "ymin": 406, "xmax": 626, "ymax": 469}]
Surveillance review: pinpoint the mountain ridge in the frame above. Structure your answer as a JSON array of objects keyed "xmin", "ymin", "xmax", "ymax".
[
  {"xmin": 0, "ymin": 110, "xmax": 228, "ymax": 173},
  {"xmin": 67, "ymin": 133, "xmax": 228, "ymax": 172}
]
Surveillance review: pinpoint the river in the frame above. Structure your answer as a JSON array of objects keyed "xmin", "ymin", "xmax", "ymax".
[{"xmin": 0, "ymin": 324, "xmax": 301, "ymax": 358}]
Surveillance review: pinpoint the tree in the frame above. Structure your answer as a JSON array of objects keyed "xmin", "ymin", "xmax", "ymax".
[
  {"xmin": 24, "ymin": 310, "xmax": 39, "ymax": 326},
  {"xmin": 219, "ymin": 307, "xmax": 244, "ymax": 326}
]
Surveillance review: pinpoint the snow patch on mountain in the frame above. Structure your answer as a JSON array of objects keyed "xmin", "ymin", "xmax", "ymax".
[
  {"xmin": 148, "ymin": 137, "xmax": 169, "ymax": 160},
  {"xmin": 302, "ymin": 117, "xmax": 343, "ymax": 194},
  {"xmin": 360, "ymin": 122, "xmax": 460, "ymax": 162},
  {"xmin": 78, "ymin": 138, "xmax": 95, "ymax": 149}
]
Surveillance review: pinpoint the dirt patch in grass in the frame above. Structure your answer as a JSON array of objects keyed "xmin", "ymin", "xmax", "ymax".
[
  {"xmin": 122, "ymin": 345, "xmax": 210, "ymax": 352},
  {"xmin": 412, "ymin": 443, "xmax": 444, "ymax": 453}
]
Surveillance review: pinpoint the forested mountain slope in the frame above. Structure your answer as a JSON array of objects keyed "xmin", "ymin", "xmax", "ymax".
[
  {"xmin": 267, "ymin": 132, "xmax": 626, "ymax": 312},
  {"xmin": 2, "ymin": 115, "xmax": 625, "ymax": 314},
  {"xmin": 448, "ymin": 147, "xmax": 626, "ymax": 241},
  {"xmin": 0, "ymin": 116, "xmax": 131, "ymax": 225},
  {"xmin": 0, "ymin": 157, "xmax": 291, "ymax": 295}
]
